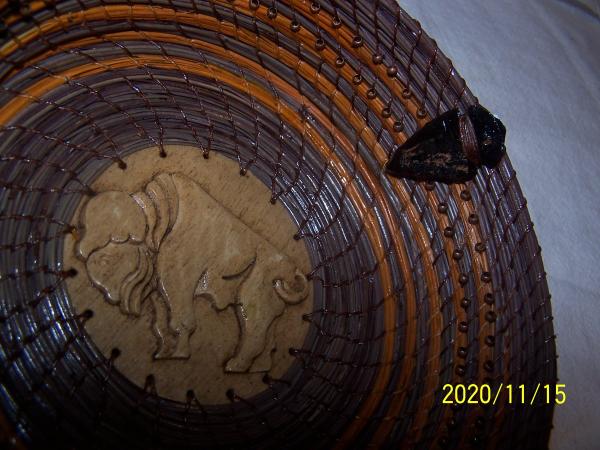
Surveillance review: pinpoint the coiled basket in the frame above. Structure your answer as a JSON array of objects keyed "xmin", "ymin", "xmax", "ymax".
[{"xmin": 0, "ymin": 1, "xmax": 556, "ymax": 449}]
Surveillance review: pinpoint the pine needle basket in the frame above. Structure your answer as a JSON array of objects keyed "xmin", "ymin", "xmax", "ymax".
[{"xmin": 0, "ymin": 1, "xmax": 556, "ymax": 449}]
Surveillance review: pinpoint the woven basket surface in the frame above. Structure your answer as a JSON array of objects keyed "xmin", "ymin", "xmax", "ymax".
[{"xmin": 0, "ymin": 1, "xmax": 556, "ymax": 449}]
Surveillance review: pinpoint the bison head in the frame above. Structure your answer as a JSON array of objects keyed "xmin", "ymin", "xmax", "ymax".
[
  {"xmin": 86, "ymin": 242, "xmax": 154, "ymax": 316},
  {"xmin": 76, "ymin": 191, "xmax": 155, "ymax": 316},
  {"xmin": 76, "ymin": 191, "xmax": 147, "ymax": 260}
]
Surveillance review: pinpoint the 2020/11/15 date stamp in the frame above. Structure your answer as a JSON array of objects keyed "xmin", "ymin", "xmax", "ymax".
[{"xmin": 442, "ymin": 384, "xmax": 566, "ymax": 405}]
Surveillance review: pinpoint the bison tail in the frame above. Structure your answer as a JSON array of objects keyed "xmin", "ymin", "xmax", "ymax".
[{"xmin": 274, "ymin": 269, "xmax": 309, "ymax": 305}]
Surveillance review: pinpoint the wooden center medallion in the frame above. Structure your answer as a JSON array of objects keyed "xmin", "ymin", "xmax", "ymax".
[{"xmin": 63, "ymin": 146, "xmax": 313, "ymax": 404}]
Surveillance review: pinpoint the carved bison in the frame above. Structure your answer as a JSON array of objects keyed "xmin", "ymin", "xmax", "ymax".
[{"xmin": 76, "ymin": 172, "xmax": 309, "ymax": 373}]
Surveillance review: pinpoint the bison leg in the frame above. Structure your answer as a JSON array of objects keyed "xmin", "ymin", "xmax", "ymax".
[
  {"xmin": 156, "ymin": 269, "xmax": 198, "ymax": 359},
  {"xmin": 225, "ymin": 312, "xmax": 272, "ymax": 372},
  {"xmin": 249, "ymin": 322, "xmax": 277, "ymax": 372},
  {"xmin": 150, "ymin": 292, "xmax": 177, "ymax": 359},
  {"xmin": 225, "ymin": 255, "xmax": 286, "ymax": 373}
]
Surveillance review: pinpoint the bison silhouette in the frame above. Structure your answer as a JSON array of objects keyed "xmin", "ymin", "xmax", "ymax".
[{"xmin": 76, "ymin": 172, "xmax": 309, "ymax": 373}]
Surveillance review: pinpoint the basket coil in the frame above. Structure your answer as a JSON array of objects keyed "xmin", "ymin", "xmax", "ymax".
[{"xmin": 0, "ymin": 1, "xmax": 556, "ymax": 449}]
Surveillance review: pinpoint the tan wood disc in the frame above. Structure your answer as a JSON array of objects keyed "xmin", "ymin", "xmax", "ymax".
[{"xmin": 63, "ymin": 146, "xmax": 313, "ymax": 404}]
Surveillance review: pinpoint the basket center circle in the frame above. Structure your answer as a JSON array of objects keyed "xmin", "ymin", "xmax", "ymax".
[{"xmin": 63, "ymin": 145, "xmax": 313, "ymax": 404}]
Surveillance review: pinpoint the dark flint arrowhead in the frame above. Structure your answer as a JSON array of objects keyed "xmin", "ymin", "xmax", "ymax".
[{"xmin": 385, "ymin": 105, "xmax": 506, "ymax": 184}]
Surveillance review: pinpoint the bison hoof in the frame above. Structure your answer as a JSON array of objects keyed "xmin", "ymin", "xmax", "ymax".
[
  {"xmin": 249, "ymin": 354, "xmax": 273, "ymax": 373},
  {"xmin": 225, "ymin": 357, "xmax": 251, "ymax": 373},
  {"xmin": 153, "ymin": 340, "xmax": 192, "ymax": 360},
  {"xmin": 154, "ymin": 349, "xmax": 190, "ymax": 360},
  {"xmin": 153, "ymin": 348, "xmax": 172, "ymax": 360}
]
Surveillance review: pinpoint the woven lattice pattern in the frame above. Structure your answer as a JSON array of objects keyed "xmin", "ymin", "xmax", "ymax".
[{"xmin": 0, "ymin": 1, "xmax": 556, "ymax": 449}]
